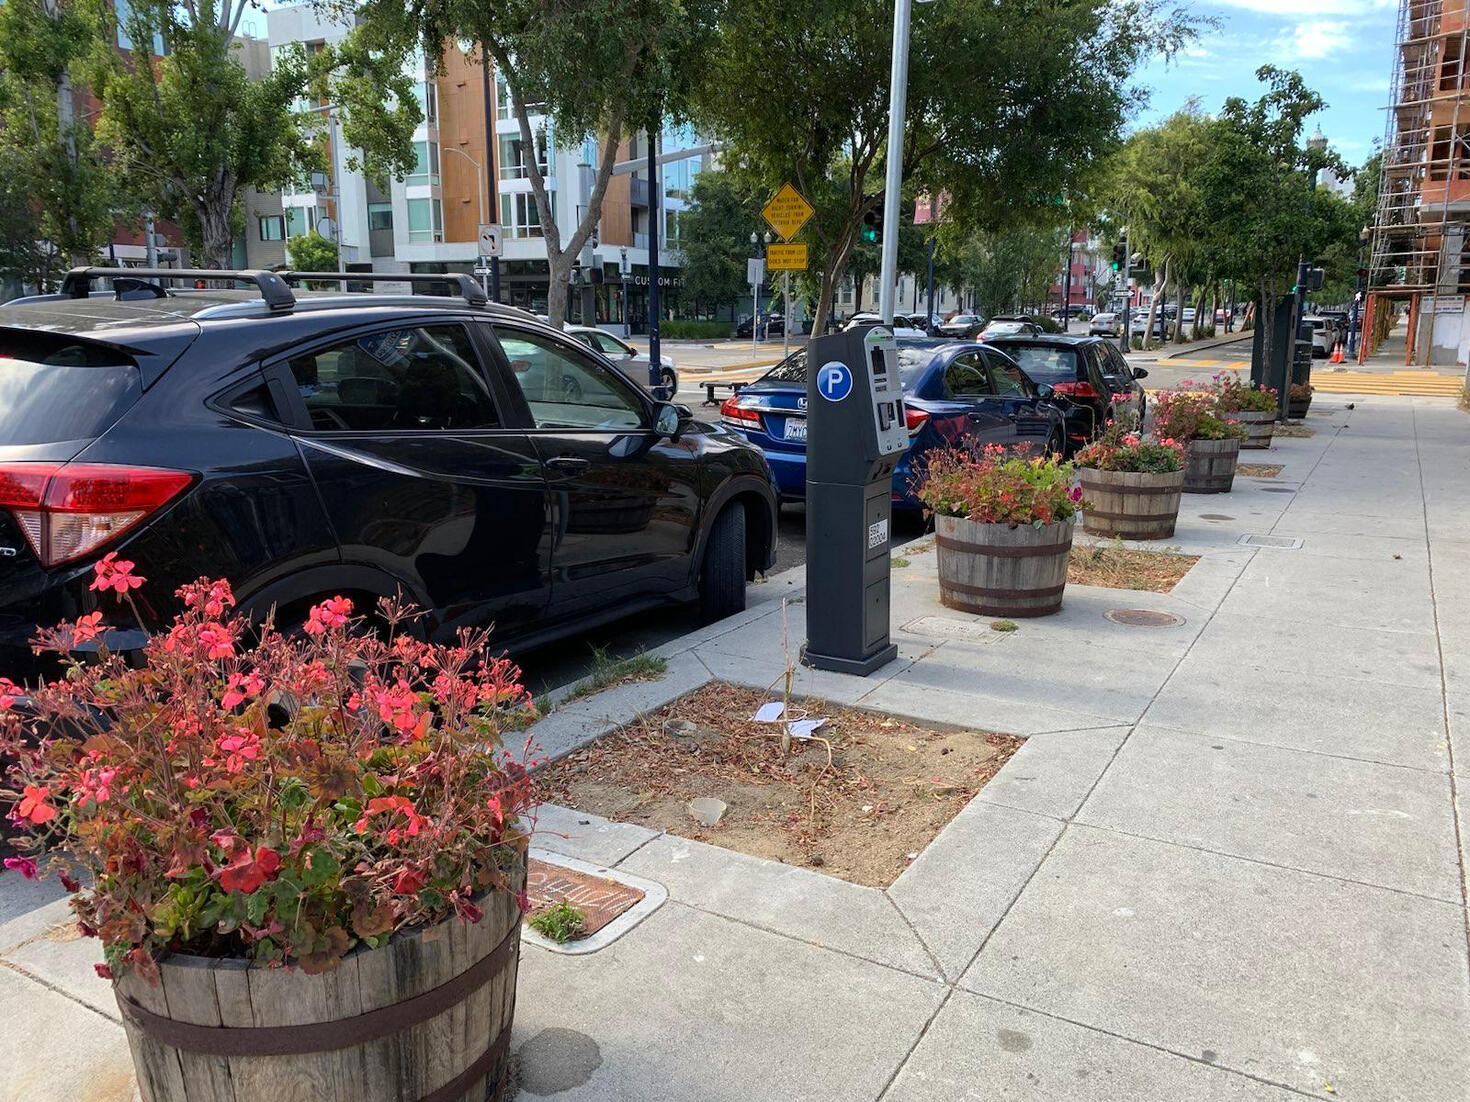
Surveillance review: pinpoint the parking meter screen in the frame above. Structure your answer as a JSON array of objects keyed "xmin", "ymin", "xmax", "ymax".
[{"xmin": 870, "ymin": 346, "xmax": 887, "ymax": 380}]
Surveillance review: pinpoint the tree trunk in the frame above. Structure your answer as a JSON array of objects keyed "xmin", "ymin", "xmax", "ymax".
[
  {"xmin": 1191, "ymin": 282, "xmax": 1208, "ymax": 340},
  {"xmin": 1170, "ymin": 277, "xmax": 1186, "ymax": 343},
  {"xmin": 1143, "ymin": 255, "xmax": 1167, "ymax": 350}
]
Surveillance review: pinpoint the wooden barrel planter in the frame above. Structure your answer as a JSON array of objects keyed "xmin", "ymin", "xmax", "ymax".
[
  {"xmin": 1077, "ymin": 468, "xmax": 1184, "ymax": 540},
  {"xmin": 114, "ymin": 880, "xmax": 524, "ymax": 1102},
  {"xmin": 1183, "ymin": 437, "xmax": 1241, "ymax": 494},
  {"xmin": 935, "ymin": 514, "xmax": 1073, "ymax": 617},
  {"xmin": 1232, "ymin": 410, "xmax": 1276, "ymax": 450},
  {"xmin": 1288, "ymin": 393, "xmax": 1312, "ymax": 419}
]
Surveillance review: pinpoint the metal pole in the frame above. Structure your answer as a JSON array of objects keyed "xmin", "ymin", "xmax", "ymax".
[
  {"xmin": 1061, "ymin": 233, "xmax": 1074, "ymax": 325},
  {"xmin": 647, "ymin": 120, "xmax": 662, "ymax": 391},
  {"xmin": 925, "ymin": 196, "xmax": 936, "ymax": 329},
  {"xmin": 480, "ymin": 52, "xmax": 500, "ymax": 303},
  {"xmin": 1117, "ymin": 230, "xmax": 1130, "ymax": 357},
  {"xmin": 783, "ymin": 271, "xmax": 791, "ymax": 359},
  {"xmin": 752, "ymin": 271, "xmax": 760, "ymax": 355},
  {"xmin": 144, "ymin": 212, "xmax": 157, "ymax": 268},
  {"xmin": 445, "ymin": 146, "xmax": 488, "ymax": 296},
  {"xmin": 877, "ymin": 0, "xmax": 913, "ymax": 325}
]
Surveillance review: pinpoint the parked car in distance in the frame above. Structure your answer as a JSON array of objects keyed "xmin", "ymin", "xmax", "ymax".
[
  {"xmin": 0, "ymin": 268, "xmax": 779, "ymax": 679},
  {"xmin": 719, "ymin": 340, "xmax": 1066, "ymax": 510},
  {"xmin": 978, "ymin": 315, "xmax": 1043, "ymax": 340},
  {"xmin": 735, "ymin": 312, "xmax": 786, "ymax": 339},
  {"xmin": 1090, "ymin": 311, "xmax": 1121, "ymax": 337},
  {"xmin": 1130, "ymin": 311, "xmax": 1169, "ymax": 340},
  {"xmin": 565, "ymin": 325, "xmax": 678, "ymax": 393},
  {"xmin": 985, "ymin": 334, "xmax": 1126, "ymax": 453},
  {"xmin": 1302, "ymin": 314, "xmax": 1332, "ymax": 357},
  {"xmin": 939, "ymin": 313, "xmax": 985, "ymax": 338},
  {"xmin": 844, "ymin": 312, "xmax": 928, "ymax": 340}
]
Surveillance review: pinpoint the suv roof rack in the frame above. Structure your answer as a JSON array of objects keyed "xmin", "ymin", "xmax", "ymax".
[
  {"xmin": 61, "ymin": 267, "xmax": 297, "ymax": 311},
  {"xmin": 283, "ymin": 271, "xmax": 489, "ymax": 308}
]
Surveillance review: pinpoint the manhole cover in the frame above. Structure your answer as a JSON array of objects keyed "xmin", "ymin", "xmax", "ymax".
[
  {"xmin": 522, "ymin": 853, "xmax": 666, "ymax": 954},
  {"xmin": 901, "ymin": 615, "xmax": 1006, "ymax": 643},
  {"xmin": 1259, "ymin": 486, "xmax": 1296, "ymax": 493},
  {"xmin": 1237, "ymin": 533, "xmax": 1303, "ymax": 549},
  {"xmin": 1104, "ymin": 609, "xmax": 1186, "ymax": 628},
  {"xmin": 1200, "ymin": 514, "xmax": 1234, "ymax": 520}
]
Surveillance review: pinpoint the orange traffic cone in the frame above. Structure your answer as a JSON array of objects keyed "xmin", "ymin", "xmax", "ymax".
[{"xmin": 1329, "ymin": 341, "xmax": 1345, "ymax": 364}]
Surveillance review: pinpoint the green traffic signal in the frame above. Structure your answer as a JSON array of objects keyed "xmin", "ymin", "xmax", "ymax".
[{"xmin": 860, "ymin": 226, "xmax": 878, "ymax": 244}]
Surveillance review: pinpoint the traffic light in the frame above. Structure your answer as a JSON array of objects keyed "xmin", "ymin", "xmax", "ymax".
[
  {"xmin": 860, "ymin": 200, "xmax": 883, "ymax": 245},
  {"xmin": 1110, "ymin": 241, "xmax": 1126, "ymax": 271}
]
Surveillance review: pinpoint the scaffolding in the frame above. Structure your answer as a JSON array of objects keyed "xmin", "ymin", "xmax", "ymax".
[{"xmin": 1367, "ymin": 0, "xmax": 1470, "ymax": 361}]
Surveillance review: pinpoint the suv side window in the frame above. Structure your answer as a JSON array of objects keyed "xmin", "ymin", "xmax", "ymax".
[
  {"xmin": 287, "ymin": 325, "xmax": 499, "ymax": 432},
  {"xmin": 984, "ymin": 352, "xmax": 1033, "ymax": 398},
  {"xmin": 943, "ymin": 353, "xmax": 993, "ymax": 397},
  {"xmin": 1099, "ymin": 344, "xmax": 1131, "ymax": 381},
  {"xmin": 496, "ymin": 328, "xmax": 646, "ymax": 430}
]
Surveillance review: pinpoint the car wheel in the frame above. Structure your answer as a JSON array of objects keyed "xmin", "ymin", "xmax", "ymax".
[
  {"xmin": 1045, "ymin": 429, "xmax": 1064, "ymax": 459},
  {"xmin": 661, "ymin": 366, "xmax": 677, "ymax": 393},
  {"xmin": 699, "ymin": 504, "xmax": 747, "ymax": 623}
]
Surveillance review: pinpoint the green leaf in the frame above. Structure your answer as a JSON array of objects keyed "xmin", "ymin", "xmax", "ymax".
[
  {"xmin": 245, "ymin": 888, "xmax": 270, "ymax": 926},
  {"xmin": 303, "ymin": 849, "xmax": 341, "ymax": 888}
]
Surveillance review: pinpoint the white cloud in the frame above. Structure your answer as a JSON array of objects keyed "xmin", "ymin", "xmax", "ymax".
[
  {"xmin": 1272, "ymin": 19, "xmax": 1354, "ymax": 61},
  {"xmin": 1208, "ymin": 0, "xmax": 1392, "ymax": 14}
]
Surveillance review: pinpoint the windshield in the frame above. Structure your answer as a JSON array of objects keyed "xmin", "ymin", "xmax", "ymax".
[
  {"xmin": 996, "ymin": 345, "xmax": 1079, "ymax": 386},
  {"xmin": 0, "ymin": 331, "xmax": 141, "ymax": 446},
  {"xmin": 984, "ymin": 321, "xmax": 1028, "ymax": 336}
]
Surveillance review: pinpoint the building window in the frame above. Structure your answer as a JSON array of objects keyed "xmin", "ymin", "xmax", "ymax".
[
  {"xmin": 409, "ymin": 141, "xmax": 440, "ymax": 187},
  {"xmin": 496, "ymin": 74, "xmax": 545, "ymax": 121},
  {"xmin": 413, "ymin": 81, "xmax": 438, "ymax": 125},
  {"xmin": 498, "ymin": 129, "xmax": 551, "ymax": 180},
  {"xmin": 664, "ymin": 209, "xmax": 680, "ymax": 246},
  {"xmin": 407, "ymin": 198, "xmax": 443, "ymax": 242},
  {"xmin": 259, "ymin": 216, "xmax": 286, "ymax": 242},
  {"xmin": 368, "ymin": 203, "xmax": 393, "ymax": 231},
  {"xmin": 285, "ymin": 207, "xmax": 323, "ymax": 238},
  {"xmin": 500, "ymin": 191, "xmax": 549, "ymax": 238},
  {"xmin": 115, "ymin": 0, "xmax": 167, "ymax": 54}
]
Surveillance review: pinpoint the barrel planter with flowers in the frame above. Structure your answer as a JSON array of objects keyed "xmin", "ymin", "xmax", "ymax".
[
  {"xmin": 1152, "ymin": 387, "xmax": 1248, "ymax": 495},
  {"xmin": 0, "ymin": 559, "xmax": 537, "ymax": 1102},
  {"xmin": 1216, "ymin": 374, "xmax": 1278, "ymax": 450},
  {"xmin": 1074, "ymin": 428, "xmax": 1186, "ymax": 540},
  {"xmin": 917, "ymin": 443, "xmax": 1084, "ymax": 618},
  {"xmin": 1288, "ymin": 382, "xmax": 1313, "ymax": 419}
]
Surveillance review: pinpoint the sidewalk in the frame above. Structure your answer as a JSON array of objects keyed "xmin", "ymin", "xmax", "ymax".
[{"xmin": 2, "ymin": 395, "xmax": 1467, "ymax": 1100}]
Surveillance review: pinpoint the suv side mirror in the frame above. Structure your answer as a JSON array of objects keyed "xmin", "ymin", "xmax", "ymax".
[
  {"xmin": 655, "ymin": 402, "xmax": 693, "ymax": 439},
  {"xmin": 1036, "ymin": 383, "xmax": 1056, "ymax": 400},
  {"xmin": 1132, "ymin": 366, "xmax": 1149, "ymax": 380}
]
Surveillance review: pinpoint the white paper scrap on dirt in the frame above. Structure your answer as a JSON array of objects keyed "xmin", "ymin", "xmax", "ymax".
[
  {"xmin": 787, "ymin": 718, "xmax": 828, "ymax": 740},
  {"xmin": 752, "ymin": 702, "xmax": 785, "ymax": 722}
]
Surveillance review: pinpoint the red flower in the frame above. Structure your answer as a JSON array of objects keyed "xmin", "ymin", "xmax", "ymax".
[
  {"xmin": 197, "ymin": 624, "xmax": 235, "ymax": 661},
  {"xmin": 0, "ymin": 677, "xmax": 16, "ymax": 711},
  {"xmin": 393, "ymin": 867, "xmax": 426, "ymax": 895},
  {"xmin": 304, "ymin": 595, "xmax": 353, "ymax": 635},
  {"xmin": 70, "ymin": 611, "xmax": 105, "ymax": 647},
  {"xmin": 217, "ymin": 846, "xmax": 281, "ymax": 894},
  {"xmin": 216, "ymin": 731, "xmax": 261, "ymax": 774},
  {"xmin": 93, "ymin": 963, "xmax": 113, "ymax": 980},
  {"xmin": 89, "ymin": 553, "xmax": 144, "ymax": 595},
  {"xmin": 16, "ymin": 785, "xmax": 56, "ymax": 825},
  {"xmin": 3, "ymin": 856, "xmax": 37, "ymax": 879}
]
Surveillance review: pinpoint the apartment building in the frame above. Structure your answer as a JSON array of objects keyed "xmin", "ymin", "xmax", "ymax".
[{"xmin": 243, "ymin": 3, "xmax": 708, "ymax": 330}]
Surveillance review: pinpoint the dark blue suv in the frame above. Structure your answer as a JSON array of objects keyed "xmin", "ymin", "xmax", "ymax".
[
  {"xmin": 0, "ymin": 268, "xmax": 777, "ymax": 678},
  {"xmin": 720, "ymin": 339, "xmax": 1065, "ymax": 510}
]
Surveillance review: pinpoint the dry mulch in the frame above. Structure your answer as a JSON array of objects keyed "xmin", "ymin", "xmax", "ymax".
[
  {"xmin": 535, "ymin": 682, "xmax": 1020, "ymax": 887},
  {"xmin": 1274, "ymin": 424, "xmax": 1315, "ymax": 438},
  {"xmin": 1068, "ymin": 543, "xmax": 1198, "ymax": 593},
  {"xmin": 1238, "ymin": 463, "xmax": 1284, "ymax": 478}
]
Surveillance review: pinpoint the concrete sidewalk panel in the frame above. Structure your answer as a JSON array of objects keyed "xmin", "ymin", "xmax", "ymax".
[
  {"xmin": 1184, "ymin": 612, "xmax": 1442, "ymax": 687},
  {"xmin": 883, "ymin": 990, "xmax": 1300, "ymax": 1102},
  {"xmin": 559, "ymin": 650, "xmax": 712, "ymax": 722},
  {"xmin": 617, "ymin": 834, "xmax": 941, "ymax": 978},
  {"xmin": 0, "ymin": 897, "xmax": 117, "ymax": 1021},
  {"xmin": 1273, "ymin": 508, "xmax": 1427, "ymax": 542},
  {"xmin": 1077, "ymin": 726, "xmax": 1462, "ymax": 900},
  {"xmin": 1218, "ymin": 553, "xmax": 1433, "ymax": 634},
  {"xmin": 962, "ymin": 826, "xmax": 1470, "ymax": 1101},
  {"xmin": 1145, "ymin": 657, "xmax": 1449, "ymax": 771},
  {"xmin": 975, "ymin": 726, "xmax": 1131, "ymax": 820},
  {"xmin": 512, "ymin": 902, "xmax": 945, "ymax": 1102},
  {"xmin": 859, "ymin": 680, "xmax": 1131, "ymax": 737},
  {"xmin": 887, "ymin": 801, "xmax": 1063, "ymax": 981},
  {"xmin": 530, "ymin": 802, "xmax": 662, "ymax": 867},
  {"xmin": 0, "ymin": 969, "xmax": 134, "ymax": 1102}
]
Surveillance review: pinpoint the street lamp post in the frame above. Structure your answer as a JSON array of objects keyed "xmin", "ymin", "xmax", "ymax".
[
  {"xmin": 1349, "ymin": 225, "xmax": 1369, "ymax": 357},
  {"xmin": 749, "ymin": 231, "xmax": 762, "ymax": 354},
  {"xmin": 877, "ymin": 0, "xmax": 913, "ymax": 325},
  {"xmin": 442, "ymin": 146, "xmax": 488, "ymax": 296}
]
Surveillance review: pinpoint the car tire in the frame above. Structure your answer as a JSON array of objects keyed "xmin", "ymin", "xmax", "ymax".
[
  {"xmin": 699, "ymin": 504, "xmax": 746, "ymax": 623},
  {"xmin": 1045, "ymin": 429, "xmax": 1064, "ymax": 459},
  {"xmin": 661, "ymin": 366, "xmax": 678, "ymax": 393}
]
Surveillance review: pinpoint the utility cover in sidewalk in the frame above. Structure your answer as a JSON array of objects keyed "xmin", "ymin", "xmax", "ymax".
[
  {"xmin": 901, "ymin": 615, "xmax": 1008, "ymax": 643},
  {"xmin": 524, "ymin": 852, "xmax": 667, "ymax": 955},
  {"xmin": 1104, "ymin": 609, "xmax": 1186, "ymax": 628},
  {"xmin": 1200, "ymin": 514, "xmax": 1235, "ymax": 520},
  {"xmin": 1237, "ymin": 533, "xmax": 1304, "ymax": 549}
]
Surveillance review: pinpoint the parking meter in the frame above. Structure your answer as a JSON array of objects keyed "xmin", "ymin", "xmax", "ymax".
[{"xmin": 802, "ymin": 325, "xmax": 910, "ymax": 675}]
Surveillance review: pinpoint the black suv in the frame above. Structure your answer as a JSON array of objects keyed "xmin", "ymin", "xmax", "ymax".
[
  {"xmin": 986, "ymin": 334, "xmax": 1147, "ymax": 453},
  {"xmin": 0, "ymin": 268, "xmax": 777, "ymax": 676}
]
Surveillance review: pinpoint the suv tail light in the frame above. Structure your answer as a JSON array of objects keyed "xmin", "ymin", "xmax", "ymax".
[
  {"xmin": 0, "ymin": 463, "xmax": 195, "ymax": 568},
  {"xmin": 905, "ymin": 407, "xmax": 930, "ymax": 436},
  {"xmin": 720, "ymin": 395, "xmax": 762, "ymax": 428},
  {"xmin": 1051, "ymin": 381, "xmax": 1098, "ymax": 400}
]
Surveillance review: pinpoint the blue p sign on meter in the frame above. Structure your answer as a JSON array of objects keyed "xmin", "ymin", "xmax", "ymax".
[{"xmin": 817, "ymin": 361, "xmax": 853, "ymax": 402}]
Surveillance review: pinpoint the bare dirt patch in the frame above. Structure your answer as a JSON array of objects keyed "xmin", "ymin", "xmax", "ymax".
[
  {"xmin": 1238, "ymin": 463, "xmax": 1283, "ymax": 478},
  {"xmin": 535, "ymin": 682, "xmax": 1021, "ymax": 887},
  {"xmin": 1069, "ymin": 542, "xmax": 1198, "ymax": 593},
  {"xmin": 1275, "ymin": 424, "xmax": 1315, "ymax": 438}
]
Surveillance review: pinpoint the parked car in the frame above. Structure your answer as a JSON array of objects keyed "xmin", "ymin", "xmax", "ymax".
[
  {"xmin": 844, "ymin": 312, "xmax": 928, "ymax": 339},
  {"xmin": 1130, "ymin": 311, "xmax": 1169, "ymax": 340},
  {"xmin": 1302, "ymin": 314, "xmax": 1332, "ymax": 357},
  {"xmin": 939, "ymin": 313, "xmax": 985, "ymax": 338},
  {"xmin": 735, "ymin": 312, "xmax": 785, "ymax": 339},
  {"xmin": 719, "ymin": 339, "xmax": 1066, "ymax": 511},
  {"xmin": 978, "ymin": 315, "xmax": 1043, "ymax": 340},
  {"xmin": 0, "ymin": 268, "xmax": 778, "ymax": 679},
  {"xmin": 1089, "ymin": 312, "xmax": 1121, "ymax": 337},
  {"xmin": 565, "ymin": 325, "xmax": 678, "ymax": 393},
  {"xmin": 985, "ymin": 334, "xmax": 1129, "ymax": 453}
]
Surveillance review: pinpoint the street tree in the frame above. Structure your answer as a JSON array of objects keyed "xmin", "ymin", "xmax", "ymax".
[
  {"xmin": 944, "ymin": 223, "xmax": 1071, "ymax": 319},
  {"xmin": 83, "ymin": 0, "xmax": 420, "ymax": 269},
  {"xmin": 679, "ymin": 170, "xmax": 763, "ymax": 316},
  {"xmin": 695, "ymin": 0, "xmax": 1195, "ymax": 335},
  {"xmin": 351, "ymin": 0, "xmax": 712, "ymax": 329},
  {"xmin": 0, "ymin": 0, "xmax": 115, "ymax": 282}
]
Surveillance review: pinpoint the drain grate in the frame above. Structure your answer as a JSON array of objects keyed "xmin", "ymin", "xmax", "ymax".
[
  {"xmin": 901, "ymin": 615, "xmax": 1007, "ymax": 643},
  {"xmin": 1200, "ymin": 514, "xmax": 1234, "ymax": 520},
  {"xmin": 1105, "ymin": 609, "xmax": 1186, "ymax": 628},
  {"xmin": 1237, "ymin": 533, "xmax": 1303, "ymax": 549},
  {"xmin": 1259, "ymin": 486, "xmax": 1296, "ymax": 494}
]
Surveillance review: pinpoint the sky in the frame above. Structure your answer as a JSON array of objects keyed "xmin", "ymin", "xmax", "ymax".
[{"xmin": 1131, "ymin": 0, "xmax": 1401, "ymax": 172}]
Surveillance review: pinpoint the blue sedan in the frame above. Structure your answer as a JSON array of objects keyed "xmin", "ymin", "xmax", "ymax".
[{"xmin": 719, "ymin": 339, "xmax": 1067, "ymax": 511}]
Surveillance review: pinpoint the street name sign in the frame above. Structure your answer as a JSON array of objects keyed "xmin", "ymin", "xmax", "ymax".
[{"xmin": 762, "ymin": 183, "xmax": 814, "ymax": 241}]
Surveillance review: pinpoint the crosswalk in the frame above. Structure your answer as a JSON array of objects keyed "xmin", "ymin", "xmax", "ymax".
[{"xmin": 1162, "ymin": 357, "xmax": 1466, "ymax": 397}]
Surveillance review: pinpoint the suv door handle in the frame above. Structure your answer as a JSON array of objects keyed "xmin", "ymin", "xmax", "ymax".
[{"xmin": 546, "ymin": 456, "xmax": 590, "ymax": 475}]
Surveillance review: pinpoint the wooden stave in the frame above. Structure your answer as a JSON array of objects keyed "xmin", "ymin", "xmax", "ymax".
[
  {"xmin": 935, "ymin": 515, "xmax": 1072, "ymax": 617},
  {"xmin": 1182, "ymin": 438, "xmax": 1240, "ymax": 494},
  {"xmin": 1077, "ymin": 469, "xmax": 1183, "ymax": 540}
]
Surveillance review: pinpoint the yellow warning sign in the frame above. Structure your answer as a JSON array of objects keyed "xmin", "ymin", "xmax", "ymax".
[
  {"xmin": 766, "ymin": 242, "xmax": 808, "ymax": 271},
  {"xmin": 762, "ymin": 183, "xmax": 814, "ymax": 241}
]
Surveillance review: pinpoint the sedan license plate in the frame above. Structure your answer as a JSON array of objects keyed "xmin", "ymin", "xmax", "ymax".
[{"xmin": 783, "ymin": 418, "xmax": 808, "ymax": 442}]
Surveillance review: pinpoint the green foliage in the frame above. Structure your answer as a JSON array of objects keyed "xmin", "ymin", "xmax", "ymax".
[
  {"xmin": 286, "ymin": 231, "xmax": 341, "ymax": 279},
  {"xmin": 662, "ymin": 320, "xmax": 732, "ymax": 339},
  {"xmin": 990, "ymin": 620, "xmax": 1018, "ymax": 633},
  {"xmin": 916, "ymin": 444, "xmax": 1081, "ymax": 526},
  {"xmin": 529, "ymin": 900, "xmax": 586, "ymax": 943},
  {"xmin": 679, "ymin": 172, "xmax": 764, "ymax": 314},
  {"xmin": 943, "ymin": 225, "xmax": 1070, "ymax": 319}
]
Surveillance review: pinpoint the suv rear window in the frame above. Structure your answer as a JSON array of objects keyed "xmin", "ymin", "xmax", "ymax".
[
  {"xmin": 997, "ymin": 345, "xmax": 1079, "ymax": 386},
  {"xmin": 0, "ymin": 331, "xmax": 142, "ymax": 445}
]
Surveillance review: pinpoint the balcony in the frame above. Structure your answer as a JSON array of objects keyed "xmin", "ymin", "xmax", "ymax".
[{"xmin": 629, "ymin": 177, "xmax": 650, "ymax": 207}]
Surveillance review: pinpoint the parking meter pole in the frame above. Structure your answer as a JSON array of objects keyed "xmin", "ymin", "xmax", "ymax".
[
  {"xmin": 803, "ymin": 326, "xmax": 909, "ymax": 676},
  {"xmin": 752, "ymin": 276, "xmax": 760, "ymax": 355},
  {"xmin": 783, "ymin": 272, "xmax": 791, "ymax": 360},
  {"xmin": 647, "ymin": 121, "xmax": 662, "ymax": 394},
  {"xmin": 480, "ymin": 54, "xmax": 501, "ymax": 305}
]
